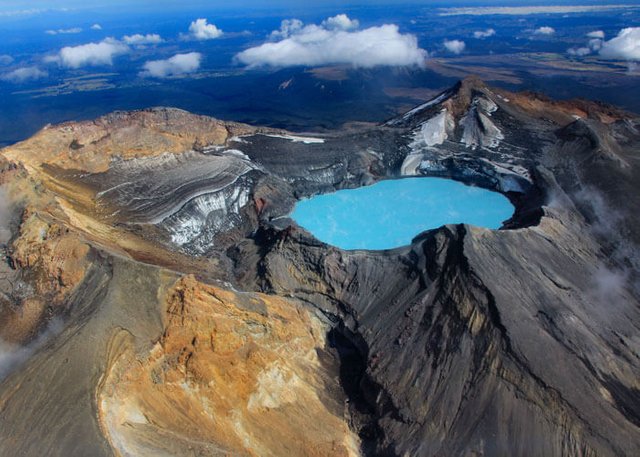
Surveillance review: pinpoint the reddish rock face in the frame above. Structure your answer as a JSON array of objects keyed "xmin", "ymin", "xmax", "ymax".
[{"xmin": 255, "ymin": 196, "xmax": 266, "ymax": 215}]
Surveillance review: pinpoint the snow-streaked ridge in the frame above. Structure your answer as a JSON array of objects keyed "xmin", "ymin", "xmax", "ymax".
[{"xmin": 386, "ymin": 88, "xmax": 454, "ymax": 125}]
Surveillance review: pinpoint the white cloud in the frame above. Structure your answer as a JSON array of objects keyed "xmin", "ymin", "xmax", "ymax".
[
  {"xmin": 567, "ymin": 47, "xmax": 591, "ymax": 57},
  {"xmin": 322, "ymin": 14, "xmax": 359, "ymax": 31},
  {"xmin": 269, "ymin": 19, "xmax": 304, "ymax": 40},
  {"xmin": 1, "ymin": 66, "xmax": 47, "ymax": 83},
  {"xmin": 473, "ymin": 28, "xmax": 496, "ymax": 39},
  {"xmin": 439, "ymin": 5, "xmax": 635, "ymax": 16},
  {"xmin": 0, "ymin": 319, "xmax": 63, "ymax": 382},
  {"xmin": 0, "ymin": 8, "xmax": 45, "ymax": 17},
  {"xmin": 567, "ymin": 34, "xmax": 605, "ymax": 57},
  {"xmin": 588, "ymin": 38, "xmax": 603, "ymax": 51},
  {"xmin": 45, "ymin": 27, "xmax": 82, "ymax": 35},
  {"xmin": 0, "ymin": 55, "xmax": 13, "ymax": 65},
  {"xmin": 534, "ymin": 26, "xmax": 555, "ymax": 35},
  {"xmin": 587, "ymin": 30, "xmax": 605, "ymax": 39},
  {"xmin": 140, "ymin": 52, "xmax": 202, "ymax": 78},
  {"xmin": 443, "ymin": 39, "xmax": 465, "ymax": 54},
  {"xmin": 52, "ymin": 38, "xmax": 128, "ymax": 68},
  {"xmin": 188, "ymin": 18, "xmax": 223, "ymax": 40},
  {"xmin": 236, "ymin": 16, "xmax": 426, "ymax": 68},
  {"xmin": 123, "ymin": 33, "xmax": 163, "ymax": 45},
  {"xmin": 91, "ymin": 23, "xmax": 102, "ymax": 30},
  {"xmin": 599, "ymin": 27, "xmax": 640, "ymax": 61}
]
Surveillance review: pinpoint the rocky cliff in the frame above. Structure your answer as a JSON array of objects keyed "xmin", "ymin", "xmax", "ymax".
[{"xmin": 0, "ymin": 79, "xmax": 639, "ymax": 456}]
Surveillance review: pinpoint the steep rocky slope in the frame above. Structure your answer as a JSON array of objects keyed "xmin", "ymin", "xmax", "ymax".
[{"xmin": 0, "ymin": 79, "xmax": 639, "ymax": 456}]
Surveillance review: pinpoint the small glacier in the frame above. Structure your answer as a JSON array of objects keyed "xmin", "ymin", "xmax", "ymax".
[
  {"xmin": 162, "ymin": 183, "xmax": 251, "ymax": 248},
  {"xmin": 411, "ymin": 109, "xmax": 455, "ymax": 148}
]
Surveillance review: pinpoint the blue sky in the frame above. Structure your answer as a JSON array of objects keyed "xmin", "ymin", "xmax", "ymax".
[
  {"xmin": 2, "ymin": 0, "xmax": 640, "ymax": 21},
  {"xmin": 2, "ymin": 0, "xmax": 639, "ymax": 13}
]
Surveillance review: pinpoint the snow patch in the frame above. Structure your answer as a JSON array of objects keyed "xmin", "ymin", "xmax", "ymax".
[
  {"xmin": 401, "ymin": 109, "xmax": 456, "ymax": 175},
  {"xmin": 163, "ymin": 184, "xmax": 250, "ymax": 247},
  {"xmin": 262, "ymin": 134, "xmax": 325, "ymax": 144},
  {"xmin": 418, "ymin": 159, "xmax": 448, "ymax": 173},
  {"xmin": 402, "ymin": 92, "xmax": 450, "ymax": 119},
  {"xmin": 400, "ymin": 153, "xmax": 423, "ymax": 176},
  {"xmin": 386, "ymin": 89, "xmax": 454, "ymax": 125},
  {"xmin": 365, "ymin": 148, "xmax": 382, "ymax": 160},
  {"xmin": 479, "ymin": 158, "xmax": 532, "ymax": 192},
  {"xmin": 222, "ymin": 149, "xmax": 251, "ymax": 161},
  {"xmin": 476, "ymin": 97, "xmax": 498, "ymax": 115},
  {"xmin": 411, "ymin": 109, "xmax": 455, "ymax": 148}
]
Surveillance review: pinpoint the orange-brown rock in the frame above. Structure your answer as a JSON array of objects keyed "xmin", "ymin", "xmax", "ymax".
[
  {"xmin": 0, "ymin": 297, "xmax": 46, "ymax": 344},
  {"xmin": 0, "ymin": 202, "xmax": 92, "ymax": 343},
  {"xmin": 1, "ymin": 108, "xmax": 263, "ymax": 173},
  {"xmin": 98, "ymin": 275, "xmax": 359, "ymax": 457},
  {"xmin": 11, "ymin": 210, "xmax": 91, "ymax": 301},
  {"xmin": 495, "ymin": 87, "xmax": 631, "ymax": 125}
]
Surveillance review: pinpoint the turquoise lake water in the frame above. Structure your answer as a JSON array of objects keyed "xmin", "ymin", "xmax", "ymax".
[{"xmin": 291, "ymin": 177, "xmax": 514, "ymax": 250}]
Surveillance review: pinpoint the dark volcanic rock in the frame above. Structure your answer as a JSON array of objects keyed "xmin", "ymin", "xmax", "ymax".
[{"xmin": 230, "ymin": 79, "xmax": 640, "ymax": 456}]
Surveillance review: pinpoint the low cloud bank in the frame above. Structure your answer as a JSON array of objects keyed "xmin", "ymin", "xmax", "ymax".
[
  {"xmin": 568, "ymin": 47, "xmax": 591, "ymax": 57},
  {"xmin": 599, "ymin": 27, "xmax": 640, "ymax": 61},
  {"xmin": 140, "ymin": 52, "xmax": 202, "ymax": 78},
  {"xmin": 568, "ymin": 36, "xmax": 603, "ymax": 57},
  {"xmin": 443, "ymin": 39, "xmax": 465, "ymax": 54},
  {"xmin": 123, "ymin": 33, "xmax": 163, "ymax": 45},
  {"xmin": 321, "ymin": 13, "xmax": 359, "ymax": 31},
  {"xmin": 575, "ymin": 186, "xmax": 640, "ymax": 298},
  {"xmin": 0, "ymin": 319, "xmax": 63, "ymax": 382},
  {"xmin": 48, "ymin": 38, "xmax": 128, "ymax": 68},
  {"xmin": 534, "ymin": 26, "xmax": 555, "ymax": 35},
  {"xmin": 587, "ymin": 30, "xmax": 605, "ymax": 39},
  {"xmin": 236, "ymin": 14, "xmax": 426, "ymax": 68},
  {"xmin": 45, "ymin": 31, "xmax": 165, "ymax": 69},
  {"xmin": 1, "ymin": 66, "xmax": 47, "ymax": 83},
  {"xmin": 591, "ymin": 265, "xmax": 628, "ymax": 304},
  {"xmin": 439, "ymin": 5, "xmax": 636, "ymax": 16},
  {"xmin": 45, "ymin": 27, "xmax": 82, "ymax": 35},
  {"xmin": 566, "ymin": 28, "xmax": 640, "ymax": 62},
  {"xmin": 188, "ymin": 18, "xmax": 223, "ymax": 40},
  {"xmin": 473, "ymin": 28, "xmax": 495, "ymax": 39}
]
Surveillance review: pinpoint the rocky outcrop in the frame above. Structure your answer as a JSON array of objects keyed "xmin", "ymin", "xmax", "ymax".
[
  {"xmin": 98, "ymin": 275, "xmax": 358, "ymax": 457},
  {"xmin": 0, "ymin": 204, "xmax": 93, "ymax": 345},
  {"xmin": 1, "ymin": 108, "xmax": 267, "ymax": 173},
  {"xmin": 0, "ymin": 78, "xmax": 639, "ymax": 456}
]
